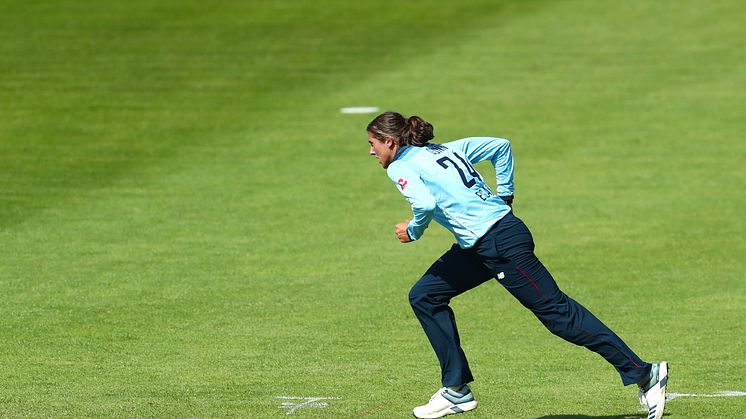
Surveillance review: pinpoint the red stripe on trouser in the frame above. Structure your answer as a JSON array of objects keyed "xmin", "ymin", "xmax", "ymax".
[{"xmin": 516, "ymin": 266, "xmax": 548, "ymax": 302}]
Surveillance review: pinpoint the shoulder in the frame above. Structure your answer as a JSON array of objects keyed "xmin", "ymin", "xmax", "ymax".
[
  {"xmin": 386, "ymin": 159, "xmax": 418, "ymax": 182},
  {"xmin": 444, "ymin": 137, "xmax": 510, "ymax": 149}
]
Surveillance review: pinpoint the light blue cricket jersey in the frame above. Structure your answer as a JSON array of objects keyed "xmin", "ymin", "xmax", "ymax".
[{"xmin": 386, "ymin": 137, "xmax": 514, "ymax": 249}]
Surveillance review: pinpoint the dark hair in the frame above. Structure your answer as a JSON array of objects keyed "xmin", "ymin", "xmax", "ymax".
[{"xmin": 367, "ymin": 111, "xmax": 434, "ymax": 147}]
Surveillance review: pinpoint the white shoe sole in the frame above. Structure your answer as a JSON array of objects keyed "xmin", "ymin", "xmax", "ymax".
[{"xmin": 413, "ymin": 400, "xmax": 478, "ymax": 418}]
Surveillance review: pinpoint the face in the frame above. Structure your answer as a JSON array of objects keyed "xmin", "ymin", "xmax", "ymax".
[{"xmin": 368, "ymin": 133, "xmax": 397, "ymax": 169}]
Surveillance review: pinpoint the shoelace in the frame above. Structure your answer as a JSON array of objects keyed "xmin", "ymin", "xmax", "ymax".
[{"xmin": 429, "ymin": 388, "xmax": 445, "ymax": 402}]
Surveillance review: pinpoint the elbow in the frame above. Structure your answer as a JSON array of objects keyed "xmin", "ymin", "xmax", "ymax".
[
  {"xmin": 416, "ymin": 199, "xmax": 436, "ymax": 213},
  {"xmin": 409, "ymin": 194, "xmax": 436, "ymax": 214}
]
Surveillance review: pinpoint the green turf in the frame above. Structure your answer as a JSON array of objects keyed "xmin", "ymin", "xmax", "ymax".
[{"xmin": 1, "ymin": 0, "xmax": 745, "ymax": 417}]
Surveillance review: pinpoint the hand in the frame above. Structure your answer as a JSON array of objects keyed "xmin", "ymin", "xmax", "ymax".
[{"xmin": 395, "ymin": 220, "xmax": 412, "ymax": 243}]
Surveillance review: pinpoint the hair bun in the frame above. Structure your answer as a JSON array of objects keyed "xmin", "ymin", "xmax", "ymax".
[{"xmin": 405, "ymin": 116, "xmax": 434, "ymax": 147}]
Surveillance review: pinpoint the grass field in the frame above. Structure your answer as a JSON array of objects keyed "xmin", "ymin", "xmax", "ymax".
[{"xmin": 1, "ymin": 0, "xmax": 745, "ymax": 417}]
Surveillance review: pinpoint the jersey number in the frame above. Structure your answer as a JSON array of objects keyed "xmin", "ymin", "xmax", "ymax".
[{"xmin": 436, "ymin": 155, "xmax": 482, "ymax": 188}]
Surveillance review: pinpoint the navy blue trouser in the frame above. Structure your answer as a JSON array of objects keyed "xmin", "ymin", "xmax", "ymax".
[{"xmin": 408, "ymin": 212, "xmax": 651, "ymax": 387}]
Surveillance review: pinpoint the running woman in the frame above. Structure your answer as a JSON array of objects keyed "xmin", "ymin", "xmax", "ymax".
[{"xmin": 366, "ymin": 111, "xmax": 668, "ymax": 419}]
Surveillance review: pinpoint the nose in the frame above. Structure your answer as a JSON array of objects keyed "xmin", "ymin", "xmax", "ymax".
[{"xmin": 369, "ymin": 146, "xmax": 375, "ymax": 155}]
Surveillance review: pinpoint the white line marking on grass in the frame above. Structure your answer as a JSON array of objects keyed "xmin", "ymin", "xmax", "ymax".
[
  {"xmin": 276, "ymin": 396, "xmax": 341, "ymax": 415},
  {"xmin": 667, "ymin": 390, "xmax": 746, "ymax": 401},
  {"xmin": 340, "ymin": 106, "xmax": 380, "ymax": 114}
]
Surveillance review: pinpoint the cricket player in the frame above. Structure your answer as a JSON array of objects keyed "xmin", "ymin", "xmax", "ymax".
[{"xmin": 366, "ymin": 111, "xmax": 668, "ymax": 419}]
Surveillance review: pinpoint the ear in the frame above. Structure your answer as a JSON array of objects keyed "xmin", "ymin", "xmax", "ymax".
[{"xmin": 385, "ymin": 137, "xmax": 396, "ymax": 149}]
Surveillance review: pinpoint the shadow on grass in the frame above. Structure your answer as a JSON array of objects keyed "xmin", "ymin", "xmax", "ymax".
[{"xmin": 535, "ymin": 414, "xmax": 667, "ymax": 419}]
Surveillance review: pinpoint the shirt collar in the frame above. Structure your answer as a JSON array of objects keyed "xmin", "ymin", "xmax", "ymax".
[{"xmin": 393, "ymin": 145, "xmax": 413, "ymax": 161}]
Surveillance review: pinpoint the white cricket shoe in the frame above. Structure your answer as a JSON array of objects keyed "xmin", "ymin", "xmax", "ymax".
[
  {"xmin": 412, "ymin": 385, "xmax": 477, "ymax": 418},
  {"xmin": 638, "ymin": 362, "xmax": 669, "ymax": 419}
]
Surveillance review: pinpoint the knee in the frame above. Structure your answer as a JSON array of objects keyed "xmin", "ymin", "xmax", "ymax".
[
  {"xmin": 408, "ymin": 283, "xmax": 427, "ymax": 308},
  {"xmin": 542, "ymin": 318, "xmax": 569, "ymax": 337},
  {"xmin": 409, "ymin": 279, "xmax": 450, "ymax": 313},
  {"xmin": 534, "ymin": 300, "xmax": 587, "ymax": 339},
  {"xmin": 408, "ymin": 281, "xmax": 439, "ymax": 311}
]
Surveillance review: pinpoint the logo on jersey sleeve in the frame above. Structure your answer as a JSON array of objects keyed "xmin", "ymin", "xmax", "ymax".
[{"xmin": 397, "ymin": 178, "xmax": 408, "ymax": 190}]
